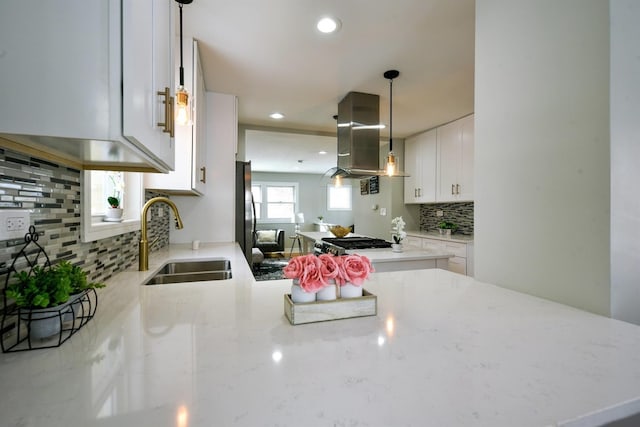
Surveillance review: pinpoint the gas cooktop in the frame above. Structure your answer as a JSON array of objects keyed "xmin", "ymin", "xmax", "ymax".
[{"xmin": 321, "ymin": 237, "xmax": 392, "ymax": 250}]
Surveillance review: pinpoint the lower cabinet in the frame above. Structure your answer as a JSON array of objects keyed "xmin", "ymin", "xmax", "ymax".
[{"xmin": 405, "ymin": 234, "xmax": 474, "ymax": 276}]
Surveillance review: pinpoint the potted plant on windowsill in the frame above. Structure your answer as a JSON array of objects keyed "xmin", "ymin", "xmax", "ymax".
[{"xmin": 104, "ymin": 196, "xmax": 123, "ymax": 222}]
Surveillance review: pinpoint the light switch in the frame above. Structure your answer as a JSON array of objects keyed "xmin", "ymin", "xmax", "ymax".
[{"xmin": 379, "ymin": 207, "xmax": 387, "ymax": 216}]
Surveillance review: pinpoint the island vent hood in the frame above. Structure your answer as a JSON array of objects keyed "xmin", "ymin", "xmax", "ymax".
[{"xmin": 332, "ymin": 91, "xmax": 407, "ymax": 178}]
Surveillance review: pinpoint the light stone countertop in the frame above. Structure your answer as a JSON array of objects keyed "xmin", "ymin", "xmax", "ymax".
[
  {"xmin": 296, "ymin": 231, "xmax": 453, "ymax": 268},
  {"xmin": 1, "ymin": 243, "xmax": 640, "ymax": 427},
  {"xmin": 406, "ymin": 230, "xmax": 475, "ymax": 243}
]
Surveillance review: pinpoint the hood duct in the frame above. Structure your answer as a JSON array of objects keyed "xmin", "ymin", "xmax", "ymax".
[
  {"xmin": 335, "ymin": 92, "xmax": 382, "ymax": 178},
  {"xmin": 332, "ymin": 91, "xmax": 407, "ymax": 178}
]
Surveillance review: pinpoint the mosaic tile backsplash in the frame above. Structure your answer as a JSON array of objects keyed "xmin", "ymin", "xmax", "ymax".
[
  {"xmin": 0, "ymin": 146, "xmax": 171, "ymax": 311},
  {"xmin": 420, "ymin": 202, "xmax": 474, "ymax": 235}
]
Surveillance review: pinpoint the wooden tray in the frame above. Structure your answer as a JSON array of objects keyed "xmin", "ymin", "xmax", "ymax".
[{"xmin": 284, "ymin": 289, "xmax": 377, "ymax": 325}]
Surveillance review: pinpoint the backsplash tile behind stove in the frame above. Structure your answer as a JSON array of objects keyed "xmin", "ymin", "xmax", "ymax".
[
  {"xmin": 420, "ymin": 202, "xmax": 474, "ymax": 235},
  {"xmin": 0, "ymin": 146, "xmax": 170, "ymax": 299}
]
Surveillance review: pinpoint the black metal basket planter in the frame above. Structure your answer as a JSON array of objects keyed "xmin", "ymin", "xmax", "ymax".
[{"xmin": 1, "ymin": 226, "xmax": 99, "ymax": 352}]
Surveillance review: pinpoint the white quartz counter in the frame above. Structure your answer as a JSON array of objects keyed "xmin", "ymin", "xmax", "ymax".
[
  {"xmin": 2, "ymin": 243, "xmax": 640, "ymax": 427},
  {"xmin": 406, "ymin": 229, "xmax": 474, "ymax": 243}
]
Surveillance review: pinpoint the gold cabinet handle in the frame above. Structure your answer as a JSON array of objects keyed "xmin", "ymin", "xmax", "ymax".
[
  {"xmin": 157, "ymin": 87, "xmax": 171, "ymax": 134},
  {"xmin": 451, "ymin": 184, "xmax": 455, "ymax": 195},
  {"xmin": 169, "ymin": 96, "xmax": 175, "ymax": 138},
  {"xmin": 414, "ymin": 188, "xmax": 417, "ymax": 198},
  {"xmin": 456, "ymin": 184, "xmax": 460, "ymax": 195},
  {"xmin": 200, "ymin": 166, "xmax": 206, "ymax": 183}
]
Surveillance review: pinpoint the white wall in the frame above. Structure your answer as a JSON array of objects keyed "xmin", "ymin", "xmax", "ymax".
[
  {"xmin": 610, "ymin": 0, "xmax": 640, "ymax": 324},
  {"xmin": 475, "ymin": 1, "xmax": 611, "ymax": 315},
  {"xmin": 170, "ymin": 92, "xmax": 237, "ymax": 244},
  {"xmin": 352, "ymin": 140, "xmax": 417, "ymax": 239}
]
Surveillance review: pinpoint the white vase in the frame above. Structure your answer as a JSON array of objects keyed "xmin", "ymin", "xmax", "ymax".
[
  {"xmin": 340, "ymin": 283, "xmax": 363, "ymax": 298},
  {"xmin": 391, "ymin": 243, "xmax": 403, "ymax": 253},
  {"xmin": 316, "ymin": 282, "xmax": 337, "ymax": 301},
  {"xmin": 291, "ymin": 280, "xmax": 316, "ymax": 303},
  {"xmin": 20, "ymin": 301, "xmax": 71, "ymax": 339},
  {"xmin": 104, "ymin": 208, "xmax": 123, "ymax": 221}
]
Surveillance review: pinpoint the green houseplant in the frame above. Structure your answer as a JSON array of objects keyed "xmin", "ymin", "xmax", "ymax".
[
  {"xmin": 437, "ymin": 221, "xmax": 458, "ymax": 236},
  {"xmin": 107, "ymin": 196, "xmax": 120, "ymax": 208},
  {"xmin": 6, "ymin": 261, "xmax": 104, "ymax": 339},
  {"xmin": 105, "ymin": 195, "xmax": 123, "ymax": 221}
]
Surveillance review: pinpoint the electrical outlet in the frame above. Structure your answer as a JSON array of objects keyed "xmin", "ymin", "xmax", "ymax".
[
  {"xmin": 436, "ymin": 210, "xmax": 444, "ymax": 217},
  {"xmin": 0, "ymin": 210, "xmax": 30, "ymax": 240}
]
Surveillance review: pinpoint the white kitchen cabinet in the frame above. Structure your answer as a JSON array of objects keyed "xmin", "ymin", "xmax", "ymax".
[
  {"xmin": 407, "ymin": 233, "xmax": 474, "ymax": 276},
  {"xmin": 0, "ymin": 0, "xmax": 175, "ymax": 172},
  {"xmin": 122, "ymin": 0, "xmax": 175, "ymax": 171},
  {"xmin": 404, "ymin": 129, "xmax": 437, "ymax": 204},
  {"xmin": 437, "ymin": 114, "xmax": 474, "ymax": 202},
  {"xmin": 145, "ymin": 39, "xmax": 207, "ymax": 195}
]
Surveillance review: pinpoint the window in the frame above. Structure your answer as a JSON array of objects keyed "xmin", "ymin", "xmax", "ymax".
[
  {"xmin": 81, "ymin": 171, "xmax": 142, "ymax": 242},
  {"xmin": 327, "ymin": 184, "xmax": 352, "ymax": 210},
  {"xmin": 252, "ymin": 182, "xmax": 298, "ymax": 223}
]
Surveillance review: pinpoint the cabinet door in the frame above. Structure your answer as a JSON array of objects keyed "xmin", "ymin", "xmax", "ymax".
[
  {"xmin": 418, "ymin": 129, "xmax": 437, "ymax": 203},
  {"xmin": 404, "ymin": 129, "xmax": 436, "ymax": 204},
  {"xmin": 192, "ymin": 40, "xmax": 207, "ymax": 194},
  {"xmin": 145, "ymin": 38, "xmax": 206, "ymax": 195},
  {"xmin": 403, "ymin": 135, "xmax": 422, "ymax": 203},
  {"xmin": 437, "ymin": 120, "xmax": 461, "ymax": 202},
  {"xmin": 0, "ymin": 2, "xmax": 112, "ymax": 139},
  {"xmin": 122, "ymin": 0, "xmax": 175, "ymax": 170},
  {"xmin": 457, "ymin": 114, "xmax": 474, "ymax": 201}
]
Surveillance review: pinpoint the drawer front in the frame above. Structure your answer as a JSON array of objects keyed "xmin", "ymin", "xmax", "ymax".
[
  {"xmin": 442, "ymin": 242, "xmax": 467, "ymax": 258},
  {"xmin": 422, "ymin": 239, "xmax": 444, "ymax": 251},
  {"xmin": 447, "ymin": 256, "xmax": 467, "ymax": 275},
  {"xmin": 404, "ymin": 236, "xmax": 423, "ymax": 248}
]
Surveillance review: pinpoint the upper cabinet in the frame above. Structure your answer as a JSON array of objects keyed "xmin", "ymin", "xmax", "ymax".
[
  {"xmin": 404, "ymin": 129, "xmax": 437, "ymax": 203},
  {"xmin": 145, "ymin": 39, "xmax": 207, "ymax": 195},
  {"xmin": 404, "ymin": 114, "xmax": 474, "ymax": 204},
  {"xmin": 0, "ymin": 0, "xmax": 175, "ymax": 172},
  {"xmin": 437, "ymin": 114, "xmax": 474, "ymax": 202}
]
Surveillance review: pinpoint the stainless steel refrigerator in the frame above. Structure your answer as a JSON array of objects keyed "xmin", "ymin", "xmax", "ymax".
[{"xmin": 235, "ymin": 161, "xmax": 256, "ymax": 265}]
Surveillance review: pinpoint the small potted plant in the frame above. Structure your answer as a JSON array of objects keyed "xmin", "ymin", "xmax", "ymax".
[
  {"xmin": 437, "ymin": 221, "xmax": 458, "ymax": 236},
  {"xmin": 391, "ymin": 216, "xmax": 407, "ymax": 252},
  {"xmin": 104, "ymin": 195, "xmax": 123, "ymax": 221},
  {"xmin": 6, "ymin": 261, "xmax": 104, "ymax": 339}
]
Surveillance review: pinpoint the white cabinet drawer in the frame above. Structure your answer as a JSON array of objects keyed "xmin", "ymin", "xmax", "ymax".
[
  {"xmin": 404, "ymin": 236, "xmax": 423, "ymax": 248},
  {"xmin": 442, "ymin": 242, "xmax": 467, "ymax": 258},
  {"xmin": 447, "ymin": 256, "xmax": 467, "ymax": 275},
  {"xmin": 422, "ymin": 239, "xmax": 444, "ymax": 252}
]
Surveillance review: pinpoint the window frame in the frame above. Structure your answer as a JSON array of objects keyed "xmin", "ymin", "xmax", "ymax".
[
  {"xmin": 81, "ymin": 170, "xmax": 142, "ymax": 242},
  {"xmin": 252, "ymin": 181, "xmax": 299, "ymax": 224}
]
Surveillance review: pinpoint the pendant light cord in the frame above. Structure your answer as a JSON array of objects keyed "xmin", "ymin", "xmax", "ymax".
[
  {"xmin": 389, "ymin": 76, "xmax": 393, "ymax": 152},
  {"xmin": 179, "ymin": 3, "xmax": 185, "ymax": 86}
]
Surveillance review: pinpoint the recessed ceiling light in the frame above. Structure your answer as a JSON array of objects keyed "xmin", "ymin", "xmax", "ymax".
[
  {"xmin": 317, "ymin": 16, "xmax": 341, "ymax": 34},
  {"xmin": 318, "ymin": 150, "xmax": 327, "ymax": 155},
  {"xmin": 269, "ymin": 112, "xmax": 284, "ymax": 119}
]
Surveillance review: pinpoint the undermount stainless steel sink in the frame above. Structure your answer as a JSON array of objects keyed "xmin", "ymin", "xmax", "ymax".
[
  {"xmin": 144, "ymin": 259, "xmax": 232, "ymax": 285},
  {"xmin": 156, "ymin": 259, "xmax": 231, "ymax": 275}
]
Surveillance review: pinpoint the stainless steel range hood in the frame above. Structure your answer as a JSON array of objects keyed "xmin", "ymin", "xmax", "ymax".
[
  {"xmin": 332, "ymin": 91, "xmax": 407, "ymax": 178},
  {"xmin": 335, "ymin": 92, "xmax": 381, "ymax": 178}
]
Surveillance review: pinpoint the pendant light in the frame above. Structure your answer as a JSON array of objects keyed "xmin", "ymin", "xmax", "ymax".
[
  {"xmin": 384, "ymin": 69, "xmax": 400, "ymax": 176},
  {"xmin": 175, "ymin": 0, "xmax": 193, "ymax": 126}
]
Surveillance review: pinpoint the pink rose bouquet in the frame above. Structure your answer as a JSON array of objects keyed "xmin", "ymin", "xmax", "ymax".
[
  {"xmin": 337, "ymin": 254, "xmax": 374, "ymax": 286},
  {"xmin": 284, "ymin": 253, "xmax": 373, "ymax": 293}
]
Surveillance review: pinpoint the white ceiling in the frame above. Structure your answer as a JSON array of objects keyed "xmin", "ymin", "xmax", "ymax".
[{"xmin": 182, "ymin": 0, "xmax": 476, "ymax": 172}]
